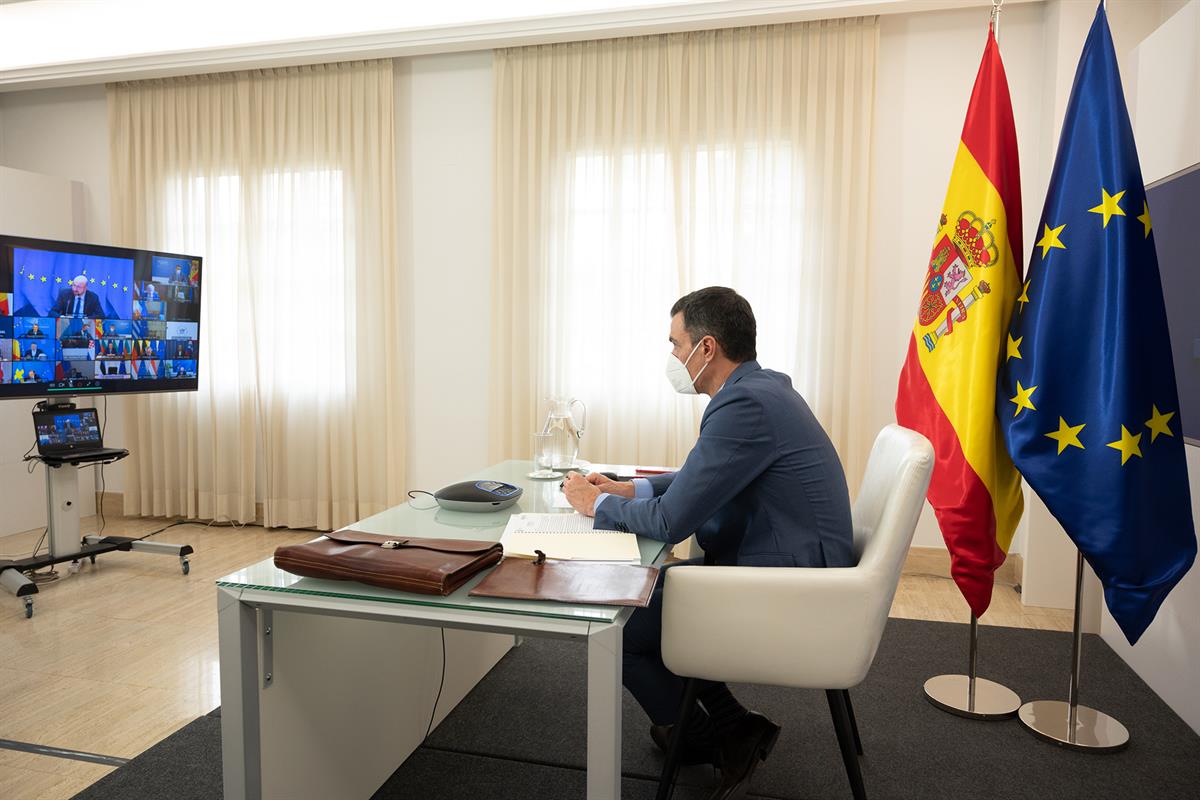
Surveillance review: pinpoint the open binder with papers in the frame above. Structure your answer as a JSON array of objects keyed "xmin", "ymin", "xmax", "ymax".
[{"xmin": 498, "ymin": 512, "xmax": 642, "ymax": 563}]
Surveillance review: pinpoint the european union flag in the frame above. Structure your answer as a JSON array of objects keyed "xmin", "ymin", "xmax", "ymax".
[
  {"xmin": 11, "ymin": 247, "xmax": 134, "ymax": 319},
  {"xmin": 998, "ymin": 4, "xmax": 1196, "ymax": 644}
]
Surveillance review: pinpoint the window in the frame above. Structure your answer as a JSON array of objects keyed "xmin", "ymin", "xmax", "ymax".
[
  {"xmin": 163, "ymin": 169, "xmax": 347, "ymax": 403},
  {"xmin": 543, "ymin": 143, "xmax": 806, "ymax": 460}
]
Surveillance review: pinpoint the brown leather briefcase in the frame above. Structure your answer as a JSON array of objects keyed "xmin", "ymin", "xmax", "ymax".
[{"xmin": 273, "ymin": 529, "xmax": 503, "ymax": 596}]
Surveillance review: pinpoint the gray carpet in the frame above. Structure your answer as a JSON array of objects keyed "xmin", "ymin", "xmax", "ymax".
[{"xmin": 71, "ymin": 618, "xmax": 1200, "ymax": 800}]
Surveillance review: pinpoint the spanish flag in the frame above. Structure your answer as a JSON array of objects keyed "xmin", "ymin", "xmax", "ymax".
[{"xmin": 895, "ymin": 26, "xmax": 1024, "ymax": 618}]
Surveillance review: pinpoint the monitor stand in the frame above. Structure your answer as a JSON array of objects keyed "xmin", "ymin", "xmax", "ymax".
[{"xmin": 0, "ymin": 397, "xmax": 194, "ymax": 619}]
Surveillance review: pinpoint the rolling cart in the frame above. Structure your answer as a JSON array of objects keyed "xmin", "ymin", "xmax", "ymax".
[{"xmin": 0, "ymin": 399, "xmax": 193, "ymax": 618}]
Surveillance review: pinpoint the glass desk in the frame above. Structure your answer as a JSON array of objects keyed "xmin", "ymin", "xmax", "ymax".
[{"xmin": 216, "ymin": 461, "xmax": 668, "ymax": 800}]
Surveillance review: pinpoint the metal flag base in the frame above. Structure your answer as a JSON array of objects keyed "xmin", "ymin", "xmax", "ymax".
[
  {"xmin": 924, "ymin": 674, "xmax": 1021, "ymax": 719},
  {"xmin": 923, "ymin": 613, "xmax": 1021, "ymax": 719},
  {"xmin": 1018, "ymin": 700, "xmax": 1130, "ymax": 752},
  {"xmin": 1017, "ymin": 551, "xmax": 1130, "ymax": 753}
]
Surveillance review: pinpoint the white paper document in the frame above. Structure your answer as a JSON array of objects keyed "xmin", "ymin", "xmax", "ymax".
[{"xmin": 500, "ymin": 513, "xmax": 642, "ymax": 562}]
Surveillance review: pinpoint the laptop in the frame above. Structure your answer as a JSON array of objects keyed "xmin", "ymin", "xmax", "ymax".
[{"xmin": 33, "ymin": 408, "xmax": 126, "ymax": 463}]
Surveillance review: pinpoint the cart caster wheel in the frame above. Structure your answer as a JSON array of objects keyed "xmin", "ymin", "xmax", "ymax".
[
  {"xmin": 181, "ymin": 559, "xmax": 190, "ymax": 576},
  {"xmin": 24, "ymin": 599, "xmax": 33, "ymax": 619},
  {"xmin": 89, "ymin": 555, "xmax": 97, "ymax": 565},
  {"xmin": 68, "ymin": 560, "xmax": 81, "ymax": 575}
]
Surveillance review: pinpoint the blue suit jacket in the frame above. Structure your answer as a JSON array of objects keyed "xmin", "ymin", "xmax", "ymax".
[
  {"xmin": 594, "ymin": 361, "xmax": 854, "ymax": 568},
  {"xmin": 51, "ymin": 289, "xmax": 103, "ymax": 318}
]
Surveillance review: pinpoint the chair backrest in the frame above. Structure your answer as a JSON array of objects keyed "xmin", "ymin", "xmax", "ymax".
[
  {"xmin": 844, "ymin": 424, "xmax": 935, "ymax": 671},
  {"xmin": 853, "ymin": 424, "xmax": 935, "ymax": 572}
]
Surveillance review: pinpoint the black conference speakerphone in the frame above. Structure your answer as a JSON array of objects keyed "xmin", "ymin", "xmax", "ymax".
[{"xmin": 434, "ymin": 480, "xmax": 524, "ymax": 512}]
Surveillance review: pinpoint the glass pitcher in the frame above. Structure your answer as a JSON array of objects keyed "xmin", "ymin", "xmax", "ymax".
[{"xmin": 542, "ymin": 397, "xmax": 586, "ymax": 470}]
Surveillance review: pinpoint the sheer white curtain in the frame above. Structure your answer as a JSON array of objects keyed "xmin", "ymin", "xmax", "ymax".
[
  {"xmin": 109, "ymin": 61, "xmax": 404, "ymax": 529},
  {"xmin": 491, "ymin": 20, "xmax": 878, "ymax": 486}
]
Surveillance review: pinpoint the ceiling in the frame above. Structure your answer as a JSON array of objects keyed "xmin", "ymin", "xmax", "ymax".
[{"xmin": 0, "ymin": 0, "xmax": 1025, "ymax": 92}]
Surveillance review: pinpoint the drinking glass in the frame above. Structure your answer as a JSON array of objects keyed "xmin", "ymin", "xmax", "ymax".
[{"xmin": 528, "ymin": 432, "xmax": 559, "ymax": 479}]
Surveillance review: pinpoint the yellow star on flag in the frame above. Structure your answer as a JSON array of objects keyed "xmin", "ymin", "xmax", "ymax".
[
  {"xmin": 1016, "ymin": 280, "xmax": 1030, "ymax": 313},
  {"xmin": 1106, "ymin": 425, "xmax": 1142, "ymax": 465},
  {"xmin": 1009, "ymin": 381, "xmax": 1037, "ymax": 417},
  {"xmin": 27, "ymin": 273, "xmax": 35, "ymax": 280},
  {"xmin": 1046, "ymin": 417, "xmax": 1086, "ymax": 455},
  {"xmin": 39, "ymin": 276, "xmax": 47, "ymax": 282},
  {"xmin": 1088, "ymin": 188, "xmax": 1127, "ymax": 228},
  {"xmin": 100, "ymin": 280, "xmax": 107, "ymax": 287},
  {"xmin": 1006, "ymin": 334, "xmax": 1023, "ymax": 362},
  {"xmin": 1145, "ymin": 405, "xmax": 1175, "ymax": 442},
  {"xmin": 1137, "ymin": 201, "xmax": 1152, "ymax": 238},
  {"xmin": 55, "ymin": 277, "xmax": 63, "ymax": 283},
  {"xmin": 1036, "ymin": 223, "xmax": 1067, "ymax": 258}
]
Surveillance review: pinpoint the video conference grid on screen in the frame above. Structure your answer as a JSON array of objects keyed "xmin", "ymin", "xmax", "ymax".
[
  {"xmin": 0, "ymin": 237, "xmax": 201, "ymax": 396},
  {"xmin": 35, "ymin": 410, "xmax": 103, "ymax": 448}
]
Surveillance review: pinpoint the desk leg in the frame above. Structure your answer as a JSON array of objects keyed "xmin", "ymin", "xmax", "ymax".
[
  {"xmin": 586, "ymin": 622, "xmax": 622, "ymax": 800},
  {"xmin": 218, "ymin": 588, "xmax": 262, "ymax": 800}
]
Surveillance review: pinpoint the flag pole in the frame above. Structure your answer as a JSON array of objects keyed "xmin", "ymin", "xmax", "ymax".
[
  {"xmin": 1017, "ymin": 550, "xmax": 1129, "ymax": 751},
  {"xmin": 924, "ymin": 610, "xmax": 1021, "ymax": 719},
  {"xmin": 922, "ymin": 0, "xmax": 1022, "ymax": 723}
]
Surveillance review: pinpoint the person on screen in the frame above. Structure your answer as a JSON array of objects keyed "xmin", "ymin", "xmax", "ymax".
[
  {"xmin": 25, "ymin": 343, "xmax": 48, "ymax": 361},
  {"xmin": 21, "ymin": 322, "xmax": 44, "ymax": 338},
  {"xmin": 143, "ymin": 283, "xmax": 160, "ymax": 301},
  {"xmin": 52, "ymin": 276, "xmax": 104, "ymax": 317},
  {"xmin": 562, "ymin": 287, "xmax": 854, "ymax": 800}
]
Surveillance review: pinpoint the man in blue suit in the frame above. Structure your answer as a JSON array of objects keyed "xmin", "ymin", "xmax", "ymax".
[
  {"xmin": 564, "ymin": 287, "xmax": 853, "ymax": 800},
  {"xmin": 51, "ymin": 276, "xmax": 104, "ymax": 318}
]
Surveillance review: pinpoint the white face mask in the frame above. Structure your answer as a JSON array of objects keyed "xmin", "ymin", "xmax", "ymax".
[{"xmin": 665, "ymin": 340, "xmax": 708, "ymax": 395}]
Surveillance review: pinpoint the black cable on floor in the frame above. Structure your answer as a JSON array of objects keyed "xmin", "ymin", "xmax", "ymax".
[
  {"xmin": 97, "ymin": 396, "xmax": 108, "ymax": 536},
  {"xmin": 425, "ymin": 628, "xmax": 447, "ymax": 741}
]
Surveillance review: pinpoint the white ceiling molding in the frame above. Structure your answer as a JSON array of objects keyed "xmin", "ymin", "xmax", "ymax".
[{"xmin": 0, "ymin": 0, "xmax": 1033, "ymax": 92}]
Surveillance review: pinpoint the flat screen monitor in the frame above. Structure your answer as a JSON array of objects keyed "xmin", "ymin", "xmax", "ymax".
[
  {"xmin": 0, "ymin": 235, "xmax": 201, "ymax": 398},
  {"xmin": 1147, "ymin": 163, "xmax": 1199, "ymax": 446}
]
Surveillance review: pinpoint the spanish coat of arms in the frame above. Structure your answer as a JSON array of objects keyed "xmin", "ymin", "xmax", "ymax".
[{"xmin": 919, "ymin": 211, "xmax": 1000, "ymax": 352}]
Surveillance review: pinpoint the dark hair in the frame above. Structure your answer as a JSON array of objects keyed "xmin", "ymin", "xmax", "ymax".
[{"xmin": 670, "ymin": 287, "xmax": 757, "ymax": 362}]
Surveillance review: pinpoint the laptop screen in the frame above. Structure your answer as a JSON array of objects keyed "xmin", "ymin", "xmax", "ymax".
[{"xmin": 34, "ymin": 409, "xmax": 103, "ymax": 453}]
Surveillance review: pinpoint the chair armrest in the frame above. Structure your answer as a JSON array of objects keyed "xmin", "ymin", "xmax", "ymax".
[{"xmin": 660, "ymin": 565, "xmax": 884, "ymax": 690}]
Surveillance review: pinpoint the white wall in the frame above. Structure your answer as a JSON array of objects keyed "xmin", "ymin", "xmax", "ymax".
[
  {"xmin": 867, "ymin": 2, "xmax": 1054, "ymax": 556},
  {"xmin": 1100, "ymin": 0, "xmax": 1200, "ymax": 736},
  {"xmin": 0, "ymin": 84, "xmax": 131, "ymax": 516},
  {"xmin": 0, "ymin": 164, "xmax": 98, "ymax": 535},
  {"xmin": 867, "ymin": 0, "xmax": 1181, "ymax": 585},
  {"xmin": 0, "ymin": 56, "xmax": 498, "ymax": 520},
  {"xmin": 396, "ymin": 52, "xmax": 495, "ymax": 492},
  {"xmin": 0, "ymin": 5, "xmax": 1188, "ymax": 563}
]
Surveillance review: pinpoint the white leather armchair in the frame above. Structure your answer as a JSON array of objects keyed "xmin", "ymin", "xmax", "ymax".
[{"xmin": 657, "ymin": 425, "xmax": 934, "ymax": 800}]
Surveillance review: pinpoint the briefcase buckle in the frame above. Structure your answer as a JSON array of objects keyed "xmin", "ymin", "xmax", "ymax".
[{"xmin": 381, "ymin": 540, "xmax": 403, "ymax": 549}]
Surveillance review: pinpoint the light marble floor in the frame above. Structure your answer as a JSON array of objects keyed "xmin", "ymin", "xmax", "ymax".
[{"xmin": 0, "ymin": 515, "xmax": 1070, "ymax": 800}]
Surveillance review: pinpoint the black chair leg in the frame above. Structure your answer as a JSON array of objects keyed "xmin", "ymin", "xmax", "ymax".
[
  {"xmin": 656, "ymin": 678, "xmax": 701, "ymax": 800},
  {"xmin": 826, "ymin": 689, "xmax": 867, "ymax": 800},
  {"xmin": 842, "ymin": 689, "xmax": 864, "ymax": 756}
]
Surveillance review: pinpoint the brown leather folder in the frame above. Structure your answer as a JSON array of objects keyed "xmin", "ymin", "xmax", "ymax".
[
  {"xmin": 274, "ymin": 529, "xmax": 502, "ymax": 596},
  {"xmin": 468, "ymin": 556, "xmax": 660, "ymax": 607}
]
